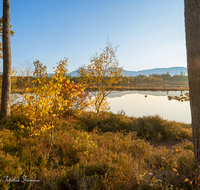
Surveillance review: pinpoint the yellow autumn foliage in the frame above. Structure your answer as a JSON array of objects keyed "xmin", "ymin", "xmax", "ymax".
[
  {"xmin": 14, "ymin": 58, "xmax": 90, "ymax": 136},
  {"xmin": 78, "ymin": 41, "xmax": 124, "ymax": 114}
]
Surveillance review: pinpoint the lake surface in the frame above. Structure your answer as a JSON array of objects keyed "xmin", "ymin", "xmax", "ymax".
[
  {"xmin": 105, "ymin": 90, "xmax": 191, "ymax": 124},
  {"xmin": 11, "ymin": 90, "xmax": 191, "ymax": 124}
]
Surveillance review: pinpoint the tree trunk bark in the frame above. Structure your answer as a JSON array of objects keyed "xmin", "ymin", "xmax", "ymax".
[
  {"xmin": 184, "ymin": 0, "xmax": 200, "ymax": 167},
  {"xmin": 1, "ymin": 0, "xmax": 11, "ymax": 118}
]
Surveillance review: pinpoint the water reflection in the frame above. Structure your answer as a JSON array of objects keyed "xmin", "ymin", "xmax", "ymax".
[{"xmin": 106, "ymin": 91, "xmax": 191, "ymax": 124}]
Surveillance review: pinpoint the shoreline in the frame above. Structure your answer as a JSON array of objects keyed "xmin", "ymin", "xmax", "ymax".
[
  {"xmin": 12, "ymin": 86, "xmax": 189, "ymax": 94},
  {"xmin": 115, "ymin": 86, "xmax": 189, "ymax": 91},
  {"xmin": 85, "ymin": 86, "xmax": 189, "ymax": 92}
]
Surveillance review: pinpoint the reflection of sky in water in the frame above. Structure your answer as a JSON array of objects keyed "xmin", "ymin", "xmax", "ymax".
[
  {"xmin": 107, "ymin": 90, "xmax": 189, "ymax": 98},
  {"xmin": 106, "ymin": 91, "xmax": 191, "ymax": 124}
]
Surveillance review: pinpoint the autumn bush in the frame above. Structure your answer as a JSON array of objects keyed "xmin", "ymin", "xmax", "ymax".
[{"xmin": 13, "ymin": 58, "xmax": 90, "ymax": 137}]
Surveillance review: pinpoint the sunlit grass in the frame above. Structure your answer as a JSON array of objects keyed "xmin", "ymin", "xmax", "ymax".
[{"xmin": 0, "ymin": 110, "xmax": 196, "ymax": 190}]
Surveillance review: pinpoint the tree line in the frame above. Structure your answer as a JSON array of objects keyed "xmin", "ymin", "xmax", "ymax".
[{"xmin": 68, "ymin": 72, "xmax": 188, "ymax": 87}]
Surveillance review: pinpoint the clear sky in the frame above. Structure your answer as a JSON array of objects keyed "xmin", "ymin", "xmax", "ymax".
[{"xmin": 0, "ymin": 0, "xmax": 186, "ymax": 74}]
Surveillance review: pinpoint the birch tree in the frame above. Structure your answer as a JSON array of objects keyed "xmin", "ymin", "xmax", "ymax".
[{"xmin": 78, "ymin": 41, "xmax": 123, "ymax": 115}]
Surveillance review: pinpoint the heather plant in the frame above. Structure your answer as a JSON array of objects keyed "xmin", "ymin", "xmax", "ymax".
[
  {"xmin": 76, "ymin": 111, "xmax": 137, "ymax": 132},
  {"xmin": 133, "ymin": 115, "xmax": 192, "ymax": 141},
  {"xmin": 137, "ymin": 143, "xmax": 196, "ymax": 190},
  {"xmin": 76, "ymin": 112, "xmax": 192, "ymax": 143},
  {"xmin": 0, "ymin": 111, "xmax": 196, "ymax": 189},
  {"xmin": 0, "ymin": 151, "xmax": 23, "ymax": 190}
]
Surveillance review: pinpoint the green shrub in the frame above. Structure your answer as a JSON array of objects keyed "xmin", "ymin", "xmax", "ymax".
[
  {"xmin": 77, "ymin": 111, "xmax": 137, "ymax": 133},
  {"xmin": 134, "ymin": 115, "xmax": 192, "ymax": 141}
]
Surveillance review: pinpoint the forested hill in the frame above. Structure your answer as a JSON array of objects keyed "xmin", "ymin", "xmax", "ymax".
[
  {"xmin": 122, "ymin": 67, "xmax": 187, "ymax": 77},
  {"xmin": 66, "ymin": 67, "xmax": 187, "ymax": 77}
]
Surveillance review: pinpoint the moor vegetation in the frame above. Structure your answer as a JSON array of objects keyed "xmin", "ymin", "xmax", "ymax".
[
  {"xmin": 0, "ymin": 109, "xmax": 195, "ymax": 190},
  {"xmin": 0, "ymin": 58, "xmax": 197, "ymax": 190}
]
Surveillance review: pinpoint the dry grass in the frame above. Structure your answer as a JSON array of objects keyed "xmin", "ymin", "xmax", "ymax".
[{"xmin": 0, "ymin": 111, "xmax": 196, "ymax": 190}]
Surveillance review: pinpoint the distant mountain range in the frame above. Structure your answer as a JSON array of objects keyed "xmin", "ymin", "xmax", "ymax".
[
  {"xmin": 122, "ymin": 67, "xmax": 187, "ymax": 77},
  {"xmin": 3, "ymin": 67, "xmax": 187, "ymax": 77},
  {"xmin": 62, "ymin": 67, "xmax": 187, "ymax": 77}
]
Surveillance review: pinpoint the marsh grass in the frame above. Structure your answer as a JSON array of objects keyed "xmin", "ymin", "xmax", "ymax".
[{"xmin": 0, "ymin": 111, "xmax": 195, "ymax": 190}]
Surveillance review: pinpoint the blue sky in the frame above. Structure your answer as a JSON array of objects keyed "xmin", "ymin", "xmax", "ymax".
[{"xmin": 1, "ymin": 0, "xmax": 186, "ymax": 74}]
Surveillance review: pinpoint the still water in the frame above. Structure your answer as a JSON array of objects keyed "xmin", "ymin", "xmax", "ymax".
[
  {"xmin": 12, "ymin": 90, "xmax": 191, "ymax": 124},
  {"xmin": 106, "ymin": 91, "xmax": 191, "ymax": 124}
]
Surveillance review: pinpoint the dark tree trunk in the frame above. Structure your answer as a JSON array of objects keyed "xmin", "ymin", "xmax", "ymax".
[
  {"xmin": 184, "ymin": 0, "xmax": 200, "ymax": 167},
  {"xmin": 1, "ymin": 0, "xmax": 11, "ymax": 118}
]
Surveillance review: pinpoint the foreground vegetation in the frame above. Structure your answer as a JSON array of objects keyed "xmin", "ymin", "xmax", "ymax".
[
  {"xmin": 0, "ymin": 110, "xmax": 197, "ymax": 190},
  {"xmin": 0, "ymin": 52, "xmax": 192, "ymax": 190}
]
